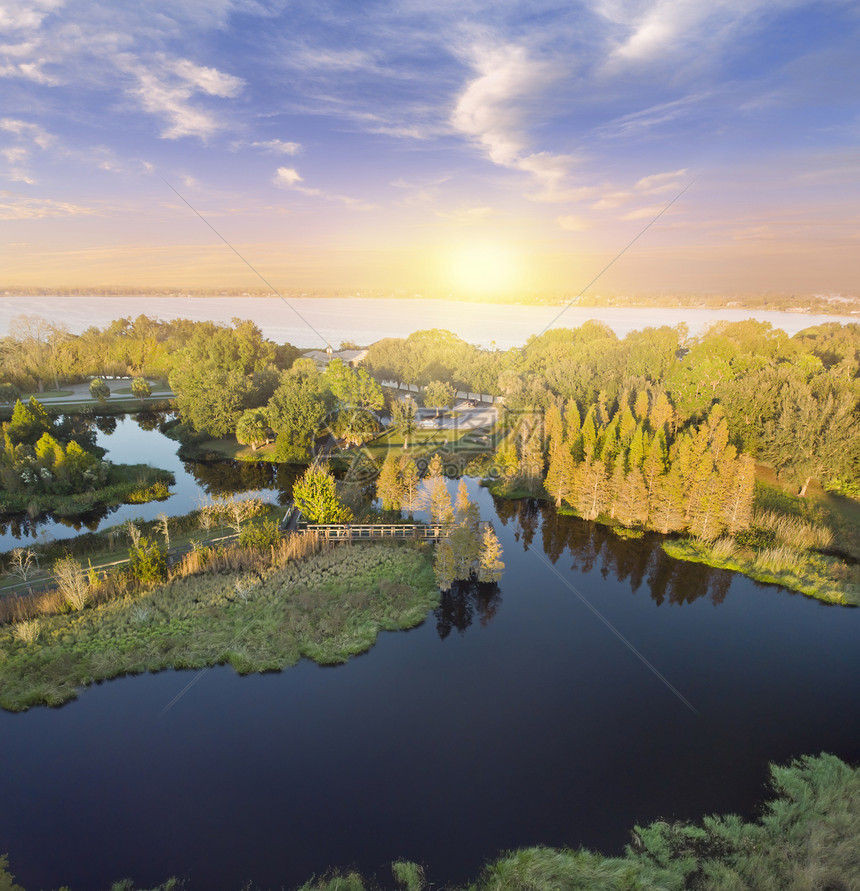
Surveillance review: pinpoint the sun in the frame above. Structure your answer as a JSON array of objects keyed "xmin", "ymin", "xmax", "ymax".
[{"xmin": 444, "ymin": 244, "xmax": 523, "ymax": 297}]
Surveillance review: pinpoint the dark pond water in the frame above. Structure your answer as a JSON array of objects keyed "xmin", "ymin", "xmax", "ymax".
[
  {"xmin": 2, "ymin": 479, "xmax": 860, "ymax": 891},
  {"xmin": 0, "ymin": 415, "xmax": 300, "ymax": 552}
]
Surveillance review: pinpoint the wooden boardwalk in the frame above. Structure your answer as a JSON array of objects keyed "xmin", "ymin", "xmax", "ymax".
[{"xmin": 298, "ymin": 521, "xmax": 490, "ymax": 541}]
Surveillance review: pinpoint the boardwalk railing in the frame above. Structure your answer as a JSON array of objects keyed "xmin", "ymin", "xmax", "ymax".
[{"xmin": 300, "ymin": 522, "xmax": 490, "ymax": 541}]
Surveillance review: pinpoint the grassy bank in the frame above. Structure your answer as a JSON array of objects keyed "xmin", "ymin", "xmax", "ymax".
[
  {"xmin": 2, "ymin": 752, "xmax": 857, "ymax": 890},
  {"xmin": 0, "ymin": 539, "xmax": 438, "ymax": 711},
  {"xmin": 0, "ymin": 463, "xmax": 174, "ymax": 520}
]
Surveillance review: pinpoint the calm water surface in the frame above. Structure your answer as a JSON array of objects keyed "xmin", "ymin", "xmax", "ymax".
[
  {"xmin": 1, "ymin": 295, "xmax": 856, "ymax": 348},
  {"xmin": 0, "ymin": 416, "xmax": 296, "ymax": 551},
  {"xmin": 2, "ymin": 480, "xmax": 859, "ymax": 890}
]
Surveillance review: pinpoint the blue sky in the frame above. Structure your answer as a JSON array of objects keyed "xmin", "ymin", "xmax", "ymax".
[{"xmin": 1, "ymin": 0, "xmax": 858, "ymax": 295}]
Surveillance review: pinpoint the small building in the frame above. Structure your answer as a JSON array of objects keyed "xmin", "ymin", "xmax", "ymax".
[{"xmin": 304, "ymin": 346, "xmax": 369, "ymax": 369}]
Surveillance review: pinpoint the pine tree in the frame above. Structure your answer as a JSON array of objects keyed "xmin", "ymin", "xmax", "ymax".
[
  {"xmin": 376, "ymin": 454, "xmax": 404, "ymax": 512},
  {"xmin": 400, "ymin": 457, "xmax": 420, "ymax": 514},
  {"xmin": 721, "ymin": 453, "xmax": 756, "ymax": 534},
  {"xmin": 575, "ymin": 459, "xmax": 607, "ymax": 521},
  {"xmin": 428, "ymin": 452, "xmax": 444, "ymax": 479},
  {"xmin": 627, "ymin": 423, "xmax": 647, "ymax": 470},
  {"xmin": 493, "ymin": 436, "xmax": 520, "ymax": 481},
  {"xmin": 607, "ymin": 451, "xmax": 626, "ymax": 519},
  {"xmin": 455, "ymin": 477, "xmax": 470, "ymax": 516},
  {"xmin": 581, "ymin": 406, "xmax": 598, "ymax": 464},
  {"xmin": 477, "ymin": 526, "xmax": 504, "ymax": 583},
  {"xmin": 642, "ymin": 430, "xmax": 668, "ymax": 498},
  {"xmin": 650, "ymin": 469, "xmax": 686, "ymax": 533},
  {"xmin": 618, "ymin": 404, "xmax": 637, "ymax": 446},
  {"xmin": 426, "ymin": 476, "xmax": 454, "ymax": 525},
  {"xmin": 545, "ymin": 438, "xmax": 577, "ymax": 507},
  {"xmin": 434, "ymin": 538, "xmax": 456, "ymax": 590},
  {"xmin": 633, "ymin": 388, "xmax": 650, "ymax": 421},
  {"xmin": 544, "ymin": 401, "xmax": 564, "ymax": 459},
  {"xmin": 617, "ymin": 469, "xmax": 649, "ymax": 527},
  {"xmin": 649, "ymin": 391, "xmax": 675, "ymax": 435},
  {"xmin": 564, "ymin": 398, "xmax": 581, "ymax": 441}
]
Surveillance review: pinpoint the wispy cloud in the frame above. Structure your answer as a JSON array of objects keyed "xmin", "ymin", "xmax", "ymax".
[
  {"xmin": 246, "ymin": 138, "xmax": 301, "ymax": 154},
  {"xmin": 0, "ymin": 191, "xmax": 97, "ymax": 219},
  {"xmin": 451, "ymin": 41, "xmax": 581, "ymax": 202},
  {"xmin": 273, "ymin": 165, "xmax": 376, "ymax": 209},
  {"xmin": 123, "ymin": 54, "xmax": 245, "ymax": 139}
]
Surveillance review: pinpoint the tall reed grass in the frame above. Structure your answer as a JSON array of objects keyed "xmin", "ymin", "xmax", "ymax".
[{"xmin": 753, "ymin": 509, "xmax": 834, "ymax": 550}]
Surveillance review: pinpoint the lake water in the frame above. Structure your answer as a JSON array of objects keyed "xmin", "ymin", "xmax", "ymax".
[
  {"xmin": 0, "ymin": 416, "xmax": 294, "ymax": 551},
  {"xmin": 1, "ymin": 295, "xmax": 856, "ymax": 348},
  {"xmin": 2, "ymin": 479, "xmax": 859, "ymax": 890}
]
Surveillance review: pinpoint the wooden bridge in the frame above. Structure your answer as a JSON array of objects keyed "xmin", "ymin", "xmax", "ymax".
[{"xmin": 297, "ymin": 521, "xmax": 490, "ymax": 542}]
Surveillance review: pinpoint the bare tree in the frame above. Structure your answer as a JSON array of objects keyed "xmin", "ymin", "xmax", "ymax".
[
  {"xmin": 214, "ymin": 495, "xmax": 265, "ymax": 535},
  {"xmin": 8, "ymin": 547, "xmax": 37, "ymax": 585},
  {"xmin": 53, "ymin": 556, "xmax": 90, "ymax": 611}
]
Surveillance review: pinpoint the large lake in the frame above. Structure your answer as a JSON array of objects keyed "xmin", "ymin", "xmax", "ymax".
[
  {"xmin": 1, "ymin": 296, "xmax": 856, "ymax": 348},
  {"xmin": 2, "ymin": 477, "xmax": 859, "ymax": 891}
]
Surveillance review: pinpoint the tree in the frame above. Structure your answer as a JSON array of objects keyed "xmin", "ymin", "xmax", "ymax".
[
  {"xmin": 89, "ymin": 378, "xmax": 110, "ymax": 402},
  {"xmin": 477, "ymin": 526, "xmax": 504, "ymax": 584},
  {"xmin": 53, "ymin": 555, "xmax": 90, "ymax": 611},
  {"xmin": 214, "ymin": 495, "xmax": 266, "ymax": 535},
  {"xmin": 7, "ymin": 547, "xmax": 37, "ymax": 586},
  {"xmin": 131, "ymin": 377, "xmax": 152, "ymax": 401},
  {"xmin": 434, "ymin": 537, "xmax": 456, "ymax": 590},
  {"xmin": 424, "ymin": 379, "xmax": 456, "ymax": 415},
  {"xmin": 292, "ymin": 464, "xmax": 353, "ymax": 523},
  {"xmin": 376, "ymin": 453, "xmax": 405, "ymax": 512},
  {"xmin": 401, "ymin": 458, "xmax": 420, "ymax": 514},
  {"xmin": 391, "ymin": 396, "xmax": 418, "ymax": 448},
  {"xmin": 6, "ymin": 397, "xmax": 53, "ymax": 445},
  {"xmin": 545, "ymin": 438, "xmax": 577, "ymax": 508},
  {"xmin": 267, "ymin": 371, "xmax": 330, "ymax": 462},
  {"xmin": 128, "ymin": 536, "xmax": 167, "ymax": 583},
  {"xmin": 236, "ymin": 408, "xmax": 271, "ymax": 451}
]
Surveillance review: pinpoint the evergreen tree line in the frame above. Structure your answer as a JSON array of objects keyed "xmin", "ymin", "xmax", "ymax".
[{"xmin": 496, "ymin": 388, "xmax": 756, "ymax": 540}]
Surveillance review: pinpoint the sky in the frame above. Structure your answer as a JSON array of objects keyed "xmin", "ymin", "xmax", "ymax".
[{"xmin": 1, "ymin": 0, "xmax": 858, "ymax": 297}]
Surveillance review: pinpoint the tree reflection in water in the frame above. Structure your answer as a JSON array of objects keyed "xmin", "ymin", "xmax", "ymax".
[
  {"xmin": 494, "ymin": 496, "xmax": 734, "ymax": 608},
  {"xmin": 435, "ymin": 578, "xmax": 503, "ymax": 640},
  {"xmin": 184, "ymin": 459, "xmax": 301, "ymax": 504}
]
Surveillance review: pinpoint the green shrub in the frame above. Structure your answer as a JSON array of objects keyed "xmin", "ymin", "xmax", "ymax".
[
  {"xmin": 238, "ymin": 519, "xmax": 281, "ymax": 550},
  {"xmin": 128, "ymin": 536, "xmax": 167, "ymax": 584}
]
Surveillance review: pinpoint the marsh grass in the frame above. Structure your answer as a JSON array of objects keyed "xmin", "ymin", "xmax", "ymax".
[
  {"xmin": 753, "ymin": 509, "xmax": 834, "ymax": 550},
  {"xmin": 662, "ymin": 538, "xmax": 859, "ymax": 605},
  {"xmin": 0, "ymin": 539, "xmax": 438, "ymax": 711},
  {"xmin": 12, "ymin": 618, "xmax": 40, "ymax": 643}
]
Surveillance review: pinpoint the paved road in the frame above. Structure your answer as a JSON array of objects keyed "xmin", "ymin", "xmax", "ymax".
[{"xmin": 19, "ymin": 380, "xmax": 174, "ymax": 406}]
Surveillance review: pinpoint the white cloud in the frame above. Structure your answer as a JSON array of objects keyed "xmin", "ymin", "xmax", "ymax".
[
  {"xmin": 171, "ymin": 57, "xmax": 244, "ymax": 97},
  {"xmin": 0, "ymin": 193, "xmax": 97, "ymax": 219},
  {"xmin": 0, "ymin": 118, "xmax": 54, "ymax": 149},
  {"xmin": 0, "ymin": 0, "xmax": 64, "ymax": 33},
  {"xmin": 124, "ymin": 55, "xmax": 244, "ymax": 139},
  {"xmin": 274, "ymin": 166, "xmax": 304, "ymax": 187},
  {"xmin": 635, "ymin": 168, "xmax": 687, "ymax": 193},
  {"xmin": 451, "ymin": 41, "xmax": 580, "ymax": 202},
  {"xmin": 248, "ymin": 139, "xmax": 301, "ymax": 154},
  {"xmin": 273, "ymin": 166, "xmax": 376, "ymax": 209}
]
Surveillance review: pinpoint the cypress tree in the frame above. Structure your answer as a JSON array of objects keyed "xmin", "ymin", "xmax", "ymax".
[
  {"xmin": 400, "ymin": 457, "xmax": 420, "ymax": 514},
  {"xmin": 633, "ymin": 388, "xmax": 650, "ymax": 421},
  {"xmin": 545, "ymin": 437, "xmax": 577, "ymax": 508},
  {"xmin": 642, "ymin": 430, "xmax": 668, "ymax": 498},
  {"xmin": 721, "ymin": 453, "xmax": 756, "ymax": 534},
  {"xmin": 477, "ymin": 526, "xmax": 505, "ymax": 584},
  {"xmin": 581, "ymin": 406, "xmax": 598, "ymax": 464},
  {"xmin": 434, "ymin": 538, "xmax": 455, "ymax": 590},
  {"xmin": 564, "ymin": 398, "xmax": 581, "ymax": 441},
  {"xmin": 376, "ymin": 453, "xmax": 404, "ymax": 512}
]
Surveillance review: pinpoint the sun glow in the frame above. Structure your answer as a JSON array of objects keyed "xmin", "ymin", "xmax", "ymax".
[{"xmin": 444, "ymin": 244, "xmax": 524, "ymax": 296}]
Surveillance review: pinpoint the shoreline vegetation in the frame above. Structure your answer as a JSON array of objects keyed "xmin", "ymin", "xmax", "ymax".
[
  {"xmin": 1, "ymin": 751, "xmax": 857, "ymax": 890},
  {"xmin": 0, "ymin": 534, "xmax": 438, "ymax": 712}
]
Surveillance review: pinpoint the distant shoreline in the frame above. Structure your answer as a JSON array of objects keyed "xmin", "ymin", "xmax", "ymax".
[{"xmin": 1, "ymin": 289, "xmax": 858, "ymax": 316}]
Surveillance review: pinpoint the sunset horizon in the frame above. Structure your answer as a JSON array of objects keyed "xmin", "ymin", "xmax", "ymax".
[{"xmin": 2, "ymin": 1, "xmax": 859, "ymax": 297}]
